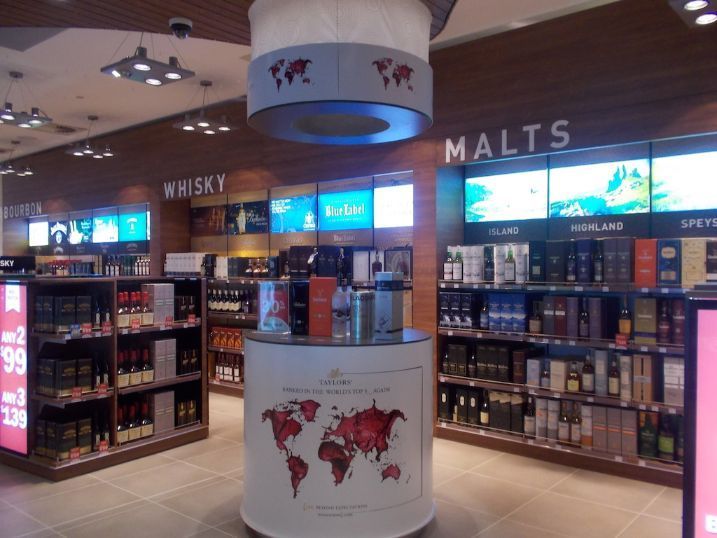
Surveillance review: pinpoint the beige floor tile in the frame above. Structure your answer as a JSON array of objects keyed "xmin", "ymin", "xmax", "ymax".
[
  {"xmin": 150, "ymin": 476, "xmax": 228, "ymax": 503},
  {"xmin": 215, "ymin": 517, "xmax": 254, "ymax": 537},
  {"xmin": 15, "ymin": 530, "xmax": 63, "ymax": 538},
  {"xmin": 471, "ymin": 453, "xmax": 574, "ymax": 490},
  {"xmin": 643, "ymin": 487, "xmax": 683, "ymax": 522},
  {"xmin": 433, "ymin": 438, "xmax": 502, "ymax": 471},
  {"xmin": 0, "ymin": 504, "xmax": 48, "ymax": 537},
  {"xmin": 89, "ymin": 453, "xmax": 175, "ymax": 481},
  {"xmin": 109, "ymin": 461, "xmax": 217, "ymax": 498},
  {"xmin": 225, "ymin": 468, "xmax": 244, "ymax": 481},
  {"xmin": 551, "ymin": 468, "xmax": 664, "ymax": 512},
  {"xmin": 478, "ymin": 519, "xmax": 572, "ymax": 537},
  {"xmin": 187, "ymin": 529, "xmax": 233, "ymax": 538},
  {"xmin": 433, "ymin": 472, "xmax": 541, "ymax": 517},
  {"xmin": 163, "ymin": 436, "xmax": 240, "ymax": 461},
  {"xmin": 433, "ymin": 462, "xmax": 465, "ymax": 487},
  {"xmin": 14, "ymin": 483, "xmax": 140, "ymax": 527},
  {"xmin": 53, "ymin": 501, "xmax": 144, "ymax": 533},
  {"xmin": 210, "ymin": 427, "xmax": 245, "ymax": 443},
  {"xmin": 0, "ymin": 473, "xmax": 101, "ymax": 504},
  {"xmin": 184, "ymin": 445, "xmax": 245, "ymax": 475},
  {"xmin": 60, "ymin": 501, "xmax": 212, "ymax": 538},
  {"xmin": 618, "ymin": 514, "xmax": 682, "ymax": 538},
  {"xmin": 419, "ymin": 500, "xmax": 498, "ymax": 537},
  {"xmin": 508, "ymin": 491, "xmax": 636, "ymax": 538},
  {"xmin": 158, "ymin": 478, "xmax": 243, "ymax": 527}
]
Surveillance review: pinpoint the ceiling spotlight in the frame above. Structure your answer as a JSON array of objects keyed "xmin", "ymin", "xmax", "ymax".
[
  {"xmin": 684, "ymin": 0, "xmax": 709, "ymax": 10},
  {"xmin": 197, "ymin": 120, "xmax": 210, "ymax": 128},
  {"xmin": 1, "ymin": 102, "xmax": 15, "ymax": 121},
  {"xmin": 18, "ymin": 122, "xmax": 31, "ymax": 128},
  {"xmin": 22, "ymin": 166, "xmax": 33, "ymax": 176},
  {"xmin": 101, "ymin": 43, "xmax": 195, "ymax": 85},
  {"xmin": 102, "ymin": 146, "xmax": 114, "ymax": 157},
  {"xmin": 172, "ymin": 81, "xmax": 236, "ymax": 135},
  {"xmin": 73, "ymin": 148, "xmax": 84, "ymax": 156},
  {"xmin": 67, "ymin": 116, "xmax": 116, "ymax": 160},
  {"xmin": 218, "ymin": 125, "xmax": 230, "ymax": 132},
  {"xmin": 93, "ymin": 154, "xmax": 104, "ymax": 159},
  {"xmin": 696, "ymin": 11, "xmax": 717, "ymax": 22},
  {"xmin": 0, "ymin": 73, "xmax": 52, "ymax": 127},
  {"xmin": 182, "ymin": 124, "xmax": 195, "ymax": 131},
  {"xmin": 203, "ymin": 129, "xmax": 216, "ymax": 135}
]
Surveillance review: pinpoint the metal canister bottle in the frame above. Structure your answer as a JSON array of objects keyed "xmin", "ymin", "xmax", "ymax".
[{"xmin": 350, "ymin": 290, "xmax": 375, "ymax": 340}]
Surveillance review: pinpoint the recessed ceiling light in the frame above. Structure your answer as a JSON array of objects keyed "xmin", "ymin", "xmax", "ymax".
[
  {"xmin": 73, "ymin": 150, "xmax": 84, "ymax": 156},
  {"xmin": 203, "ymin": 129, "xmax": 216, "ymax": 135},
  {"xmin": 93, "ymin": 154, "xmax": 104, "ymax": 159},
  {"xmin": 182, "ymin": 124, "xmax": 195, "ymax": 131},
  {"xmin": 83, "ymin": 147, "xmax": 94, "ymax": 154},
  {"xmin": 218, "ymin": 126, "xmax": 230, "ymax": 131},
  {"xmin": 684, "ymin": 0, "xmax": 709, "ymax": 10},
  {"xmin": 696, "ymin": 11, "xmax": 717, "ymax": 23},
  {"xmin": 165, "ymin": 72, "xmax": 182, "ymax": 80},
  {"xmin": 145, "ymin": 78, "xmax": 162, "ymax": 86},
  {"xmin": 197, "ymin": 121, "xmax": 210, "ymax": 127},
  {"xmin": 133, "ymin": 62, "xmax": 151, "ymax": 71}
]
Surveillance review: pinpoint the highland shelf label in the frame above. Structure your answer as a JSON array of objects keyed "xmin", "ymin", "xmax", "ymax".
[
  {"xmin": 445, "ymin": 120, "xmax": 571, "ymax": 164},
  {"xmin": 162, "ymin": 172, "xmax": 226, "ymax": 200},
  {"xmin": 548, "ymin": 213, "xmax": 649, "ymax": 240}
]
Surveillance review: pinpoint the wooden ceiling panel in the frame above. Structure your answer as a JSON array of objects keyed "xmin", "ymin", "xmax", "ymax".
[{"xmin": 0, "ymin": 0, "xmax": 456, "ymax": 44}]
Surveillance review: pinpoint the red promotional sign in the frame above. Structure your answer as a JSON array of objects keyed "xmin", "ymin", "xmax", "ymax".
[{"xmin": 0, "ymin": 283, "xmax": 28, "ymax": 455}]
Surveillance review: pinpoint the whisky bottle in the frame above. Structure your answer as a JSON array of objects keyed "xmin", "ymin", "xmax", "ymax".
[
  {"xmin": 504, "ymin": 246, "xmax": 516, "ymax": 282},
  {"xmin": 619, "ymin": 296, "xmax": 632, "ymax": 336},
  {"xmin": 480, "ymin": 391, "xmax": 490, "ymax": 426},
  {"xmin": 524, "ymin": 397, "xmax": 536, "ymax": 438},
  {"xmin": 671, "ymin": 299, "xmax": 685, "ymax": 345},
  {"xmin": 608, "ymin": 358, "xmax": 620, "ymax": 397},
  {"xmin": 237, "ymin": 203, "xmax": 247, "ymax": 235},
  {"xmin": 570, "ymin": 403, "xmax": 581, "ymax": 445},
  {"xmin": 442, "ymin": 351, "xmax": 450, "ymax": 374},
  {"xmin": 140, "ymin": 400, "xmax": 154, "ymax": 438},
  {"xmin": 639, "ymin": 413, "xmax": 658, "ymax": 458},
  {"xmin": 566, "ymin": 242, "xmax": 577, "ymax": 282},
  {"xmin": 657, "ymin": 301, "xmax": 672, "ymax": 344},
  {"xmin": 581, "ymin": 355, "xmax": 595, "ymax": 393},
  {"xmin": 593, "ymin": 242, "xmax": 604, "ymax": 283},
  {"xmin": 467, "ymin": 351, "xmax": 477, "ymax": 378},
  {"xmin": 658, "ymin": 414, "xmax": 675, "ymax": 461},
  {"xmin": 579, "ymin": 298, "xmax": 590, "ymax": 338},
  {"xmin": 558, "ymin": 401, "xmax": 570, "ymax": 442},
  {"xmin": 540, "ymin": 360, "xmax": 551, "ymax": 388},
  {"xmin": 528, "ymin": 301, "xmax": 542, "ymax": 334},
  {"xmin": 117, "ymin": 406, "xmax": 129, "ymax": 444},
  {"xmin": 372, "ymin": 251, "xmax": 383, "ymax": 278},
  {"xmin": 483, "ymin": 250, "xmax": 495, "ymax": 282},
  {"xmin": 567, "ymin": 361, "xmax": 580, "ymax": 392},
  {"xmin": 141, "ymin": 291, "xmax": 153, "ymax": 326},
  {"xmin": 479, "ymin": 302, "xmax": 489, "ymax": 330},
  {"xmin": 452, "ymin": 249, "xmax": 463, "ymax": 282},
  {"xmin": 443, "ymin": 251, "xmax": 453, "ymax": 281}
]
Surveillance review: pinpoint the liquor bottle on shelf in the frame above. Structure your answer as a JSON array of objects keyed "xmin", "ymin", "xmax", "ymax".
[
  {"xmin": 237, "ymin": 203, "xmax": 247, "ymax": 235},
  {"xmin": 92, "ymin": 410, "xmax": 102, "ymax": 452},
  {"xmin": 331, "ymin": 276, "xmax": 351, "ymax": 338},
  {"xmin": 442, "ymin": 351, "xmax": 449, "ymax": 374},
  {"xmin": 671, "ymin": 299, "xmax": 685, "ymax": 345},
  {"xmin": 658, "ymin": 300, "xmax": 672, "ymax": 344},
  {"xmin": 372, "ymin": 252, "xmax": 383, "ymax": 278},
  {"xmin": 231, "ymin": 291, "xmax": 240, "ymax": 313},
  {"xmin": 117, "ymin": 351, "xmax": 130, "ymax": 388},
  {"xmin": 608, "ymin": 358, "xmax": 620, "ymax": 397},
  {"xmin": 93, "ymin": 298, "xmax": 102, "ymax": 329},
  {"xmin": 639, "ymin": 412, "xmax": 658, "ymax": 458},
  {"xmin": 190, "ymin": 349, "xmax": 199, "ymax": 373},
  {"xmin": 452, "ymin": 249, "xmax": 463, "ymax": 282},
  {"xmin": 658, "ymin": 414, "xmax": 675, "ymax": 461},
  {"xmin": 101, "ymin": 357, "xmax": 110, "ymax": 387},
  {"xmin": 619, "ymin": 296, "xmax": 632, "ymax": 336},
  {"xmin": 479, "ymin": 302, "xmax": 489, "ymax": 330},
  {"xmin": 570, "ymin": 403, "xmax": 582, "ymax": 445},
  {"xmin": 141, "ymin": 349, "xmax": 154, "ymax": 383},
  {"xmin": 524, "ymin": 397, "xmax": 536, "ymax": 438},
  {"xmin": 93, "ymin": 355, "xmax": 102, "ymax": 390},
  {"xmin": 188, "ymin": 400, "xmax": 197, "ymax": 423},
  {"xmin": 117, "ymin": 292, "xmax": 130, "ymax": 328},
  {"xmin": 579, "ymin": 298, "xmax": 590, "ymax": 338},
  {"xmin": 593, "ymin": 242, "xmax": 604, "ymax": 283},
  {"xmin": 467, "ymin": 351, "xmax": 477, "ymax": 378},
  {"xmin": 140, "ymin": 400, "xmax": 154, "ymax": 438},
  {"xmin": 141, "ymin": 291, "xmax": 153, "ymax": 326},
  {"xmin": 117, "ymin": 406, "xmax": 129, "ymax": 444},
  {"xmin": 528, "ymin": 301, "xmax": 542, "ymax": 334},
  {"xmin": 558, "ymin": 401, "xmax": 570, "ymax": 443},
  {"xmin": 567, "ymin": 361, "xmax": 580, "ymax": 392},
  {"xmin": 504, "ymin": 246, "xmax": 516, "ymax": 283},
  {"xmin": 480, "ymin": 391, "xmax": 490, "ymax": 426},
  {"xmin": 208, "ymin": 289, "xmax": 216, "ymax": 311},
  {"xmin": 129, "ymin": 292, "xmax": 140, "ymax": 324},
  {"xmin": 483, "ymin": 250, "xmax": 494, "ymax": 282},
  {"xmin": 540, "ymin": 360, "xmax": 551, "ymax": 388},
  {"xmin": 443, "ymin": 251, "xmax": 453, "ymax": 281},
  {"xmin": 129, "ymin": 350, "xmax": 142, "ymax": 385},
  {"xmin": 128, "ymin": 403, "xmax": 141, "ymax": 441},
  {"xmin": 581, "ymin": 355, "xmax": 595, "ymax": 393},
  {"xmin": 566, "ymin": 242, "xmax": 577, "ymax": 283}
]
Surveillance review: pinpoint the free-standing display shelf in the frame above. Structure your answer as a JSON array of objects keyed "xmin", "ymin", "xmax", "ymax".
[{"xmin": 0, "ymin": 276, "xmax": 209, "ymax": 481}]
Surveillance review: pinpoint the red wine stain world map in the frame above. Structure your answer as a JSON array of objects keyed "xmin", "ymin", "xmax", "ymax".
[{"xmin": 261, "ymin": 399, "xmax": 406, "ymax": 498}]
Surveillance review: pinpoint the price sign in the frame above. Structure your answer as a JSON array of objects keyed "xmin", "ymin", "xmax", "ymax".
[
  {"xmin": 80, "ymin": 323, "xmax": 93, "ymax": 335},
  {"xmin": 70, "ymin": 447, "xmax": 81, "ymax": 460},
  {"xmin": 71, "ymin": 386, "xmax": 83, "ymax": 400},
  {"xmin": 187, "ymin": 313, "xmax": 196, "ymax": 324},
  {"xmin": 164, "ymin": 316, "xmax": 174, "ymax": 329},
  {"xmin": 130, "ymin": 318, "xmax": 141, "ymax": 330},
  {"xmin": 101, "ymin": 321, "xmax": 113, "ymax": 335},
  {"xmin": 0, "ymin": 283, "xmax": 28, "ymax": 455},
  {"xmin": 97, "ymin": 384, "xmax": 108, "ymax": 395},
  {"xmin": 99, "ymin": 440, "xmax": 109, "ymax": 453},
  {"xmin": 615, "ymin": 333, "xmax": 629, "ymax": 347}
]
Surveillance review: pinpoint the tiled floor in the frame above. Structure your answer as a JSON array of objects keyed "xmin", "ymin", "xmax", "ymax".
[{"xmin": 0, "ymin": 394, "xmax": 682, "ymax": 538}]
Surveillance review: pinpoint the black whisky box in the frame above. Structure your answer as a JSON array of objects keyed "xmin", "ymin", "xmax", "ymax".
[
  {"xmin": 43, "ymin": 296, "xmax": 54, "ymax": 333},
  {"xmin": 76, "ymin": 358, "xmax": 93, "ymax": 393},
  {"xmin": 546, "ymin": 241, "xmax": 567, "ymax": 283},
  {"xmin": 542, "ymin": 296, "xmax": 555, "ymax": 335},
  {"xmin": 56, "ymin": 359, "xmax": 77, "ymax": 397},
  {"xmin": 57, "ymin": 419, "xmax": 78, "ymax": 461},
  {"xmin": 290, "ymin": 280, "xmax": 310, "ymax": 335},
  {"xmin": 657, "ymin": 239, "xmax": 681, "ymax": 286},
  {"xmin": 510, "ymin": 394, "xmax": 524, "ymax": 434},
  {"xmin": 278, "ymin": 250, "xmax": 289, "ymax": 278},
  {"xmin": 566, "ymin": 296, "xmax": 579, "ymax": 338},
  {"xmin": 448, "ymin": 344, "xmax": 468, "ymax": 377},
  {"xmin": 438, "ymin": 384, "xmax": 451, "ymax": 420},
  {"xmin": 448, "ymin": 293, "xmax": 462, "ymax": 328},
  {"xmin": 35, "ymin": 419, "xmax": 46, "ymax": 457},
  {"xmin": 529, "ymin": 241, "xmax": 546, "ymax": 282},
  {"xmin": 497, "ymin": 346, "xmax": 511, "ymax": 382},
  {"xmin": 476, "ymin": 345, "xmax": 489, "ymax": 379},
  {"xmin": 467, "ymin": 390, "xmax": 480, "ymax": 425},
  {"xmin": 455, "ymin": 388, "xmax": 469, "ymax": 423},
  {"xmin": 707, "ymin": 240, "xmax": 717, "ymax": 281},
  {"xmin": 439, "ymin": 292, "xmax": 451, "ymax": 327},
  {"xmin": 576, "ymin": 239, "xmax": 594, "ymax": 283},
  {"xmin": 289, "ymin": 245, "xmax": 313, "ymax": 278},
  {"xmin": 603, "ymin": 238, "xmax": 619, "ymax": 283},
  {"xmin": 34, "ymin": 296, "xmax": 45, "ymax": 332},
  {"xmin": 511, "ymin": 347, "xmax": 542, "ymax": 384},
  {"xmin": 45, "ymin": 420, "xmax": 58, "ymax": 459},
  {"xmin": 77, "ymin": 417, "xmax": 92, "ymax": 456},
  {"xmin": 616, "ymin": 238, "xmax": 635, "ymax": 283},
  {"xmin": 54, "ymin": 296, "xmax": 76, "ymax": 333},
  {"xmin": 76, "ymin": 295, "xmax": 92, "ymax": 325},
  {"xmin": 461, "ymin": 293, "xmax": 480, "ymax": 329},
  {"xmin": 317, "ymin": 246, "xmax": 340, "ymax": 277},
  {"xmin": 486, "ymin": 345, "xmax": 499, "ymax": 381}
]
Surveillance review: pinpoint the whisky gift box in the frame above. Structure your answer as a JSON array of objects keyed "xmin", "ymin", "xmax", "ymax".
[
  {"xmin": 588, "ymin": 297, "xmax": 605, "ymax": 339},
  {"xmin": 616, "ymin": 238, "xmax": 634, "ymax": 283},
  {"xmin": 290, "ymin": 280, "xmax": 310, "ymax": 335},
  {"xmin": 621, "ymin": 409, "xmax": 638, "ymax": 457},
  {"xmin": 542, "ymin": 296, "xmax": 555, "ymax": 336},
  {"xmin": 316, "ymin": 245, "xmax": 340, "ymax": 277},
  {"xmin": 54, "ymin": 296, "xmax": 76, "ymax": 333},
  {"xmin": 663, "ymin": 356, "xmax": 684, "ymax": 406},
  {"xmin": 529, "ymin": 241, "xmax": 546, "ymax": 282},
  {"xmin": 510, "ymin": 394, "xmax": 524, "ymax": 434},
  {"xmin": 566, "ymin": 296, "xmax": 579, "ymax": 338},
  {"xmin": 439, "ymin": 292, "xmax": 451, "ymax": 327},
  {"xmin": 77, "ymin": 417, "xmax": 92, "ymax": 456},
  {"xmin": 536, "ymin": 398, "xmax": 548, "ymax": 439},
  {"xmin": 515, "ymin": 243, "xmax": 530, "ymax": 284},
  {"xmin": 681, "ymin": 238, "xmax": 707, "ymax": 288},
  {"xmin": 438, "ymin": 384, "xmax": 451, "ymax": 420},
  {"xmin": 486, "ymin": 345, "xmax": 499, "ymax": 380},
  {"xmin": 76, "ymin": 295, "xmax": 92, "ymax": 326},
  {"xmin": 289, "ymin": 245, "xmax": 313, "ymax": 278},
  {"xmin": 476, "ymin": 345, "xmax": 489, "ymax": 379},
  {"xmin": 460, "ymin": 292, "xmax": 479, "ymax": 330},
  {"xmin": 554, "ymin": 296, "xmax": 567, "ymax": 337},
  {"xmin": 576, "ymin": 239, "xmax": 594, "ymax": 283},
  {"xmin": 606, "ymin": 407, "xmax": 622, "ymax": 455},
  {"xmin": 488, "ymin": 294, "xmax": 501, "ymax": 332},
  {"xmin": 634, "ymin": 239, "xmax": 657, "ymax": 288},
  {"xmin": 619, "ymin": 354, "xmax": 632, "ymax": 402},
  {"xmin": 497, "ymin": 346, "xmax": 511, "ymax": 382},
  {"xmin": 455, "ymin": 388, "xmax": 468, "ymax": 423},
  {"xmin": 57, "ymin": 359, "xmax": 76, "ymax": 397},
  {"xmin": 447, "ymin": 344, "xmax": 468, "ymax": 377},
  {"xmin": 547, "ymin": 399, "xmax": 560, "ymax": 440},
  {"xmin": 634, "ymin": 298, "xmax": 657, "ymax": 344},
  {"xmin": 707, "ymin": 240, "xmax": 717, "ymax": 281},
  {"xmin": 500, "ymin": 294, "xmax": 512, "ymax": 332},
  {"xmin": 603, "ymin": 238, "xmax": 619, "ymax": 283},
  {"xmin": 594, "ymin": 350, "xmax": 609, "ymax": 396},
  {"xmin": 76, "ymin": 357, "xmax": 93, "ymax": 393},
  {"xmin": 581, "ymin": 405, "xmax": 593, "ymax": 448},
  {"xmin": 632, "ymin": 354, "xmax": 656, "ymax": 403},
  {"xmin": 57, "ymin": 419, "xmax": 78, "ymax": 461},
  {"xmin": 546, "ymin": 241, "xmax": 567, "ymax": 283},
  {"xmin": 375, "ymin": 272, "xmax": 404, "ymax": 336},
  {"xmin": 259, "ymin": 281, "xmax": 291, "ymax": 334},
  {"xmin": 494, "ymin": 244, "xmax": 507, "ymax": 284},
  {"xmin": 657, "ymin": 239, "xmax": 681, "ymax": 286},
  {"xmin": 467, "ymin": 391, "xmax": 479, "ymax": 425},
  {"xmin": 512, "ymin": 347, "xmax": 541, "ymax": 384},
  {"xmin": 35, "ymin": 419, "xmax": 46, "ymax": 457},
  {"xmin": 449, "ymin": 293, "xmax": 462, "ymax": 328},
  {"xmin": 550, "ymin": 359, "xmax": 567, "ymax": 392},
  {"xmin": 307, "ymin": 278, "xmax": 335, "ymax": 337}
]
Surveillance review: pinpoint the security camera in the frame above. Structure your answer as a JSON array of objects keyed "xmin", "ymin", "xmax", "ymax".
[{"xmin": 169, "ymin": 17, "xmax": 193, "ymax": 39}]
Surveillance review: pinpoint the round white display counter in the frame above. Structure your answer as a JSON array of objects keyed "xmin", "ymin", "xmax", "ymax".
[{"xmin": 241, "ymin": 329, "xmax": 434, "ymax": 538}]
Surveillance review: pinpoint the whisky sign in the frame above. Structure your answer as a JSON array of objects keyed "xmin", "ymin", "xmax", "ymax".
[{"xmin": 162, "ymin": 172, "xmax": 226, "ymax": 200}]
